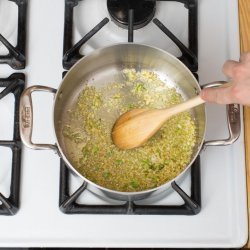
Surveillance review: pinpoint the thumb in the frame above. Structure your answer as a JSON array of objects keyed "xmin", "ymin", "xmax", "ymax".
[{"xmin": 200, "ymin": 86, "xmax": 233, "ymax": 104}]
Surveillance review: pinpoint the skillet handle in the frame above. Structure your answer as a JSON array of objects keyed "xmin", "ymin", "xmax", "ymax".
[
  {"xmin": 19, "ymin": 85, "xmax": 58, "ymax": 151},
  {"xmin": 202, "ymin": 81, "xmax": 241, "ymax": 147}
]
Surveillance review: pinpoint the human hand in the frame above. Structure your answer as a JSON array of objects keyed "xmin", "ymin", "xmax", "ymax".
[{"xmin": 200, "ymin": 52, "xmax": 250, "ymax": 106}]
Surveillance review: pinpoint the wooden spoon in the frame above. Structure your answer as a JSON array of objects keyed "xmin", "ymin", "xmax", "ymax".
[
  {"xmin": 111, "ymin": 95, "xmax": 205, "ymax": 149},
  {"xmin": 112, "ymin": 82, "xmax": 232, "ymax": 149}
]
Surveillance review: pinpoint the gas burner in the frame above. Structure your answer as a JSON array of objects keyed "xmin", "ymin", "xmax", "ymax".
[
  {"xmin": 63, "ymin": 0, "xmax": 198, "ymax": 71},
  {"xmin": 107, "ymin": 0, "xmax": 156, "ymax": 30}
]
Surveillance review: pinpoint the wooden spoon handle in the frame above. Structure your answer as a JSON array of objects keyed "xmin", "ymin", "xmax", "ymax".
[
  {"xmin": 164, "ymin": 82, "xmax": 233, "ymax": 118},
  {"xmin": 163, "ymin": 95, "xmax": 205, "ymax": 118}
]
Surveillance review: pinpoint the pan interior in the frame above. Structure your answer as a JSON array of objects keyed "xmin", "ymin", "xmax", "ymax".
[{"xmin": 54, "ymin": 44, "xmax": 205, "ymax": 193}]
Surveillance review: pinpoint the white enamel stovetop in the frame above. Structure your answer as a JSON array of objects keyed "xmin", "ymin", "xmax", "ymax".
[{"xmin": 0, "ymin": 0, "xmax": 248, "ymax": 248}]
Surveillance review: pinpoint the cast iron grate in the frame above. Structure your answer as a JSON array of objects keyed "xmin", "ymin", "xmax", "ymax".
[
  {"xmin": 63, "ymin": 0, "xmax": 198, "ymax": 72},
  {"xmin": 59, "ymin": 156, "xmax": 201, "ymax": 215},
  {"xmin": 60, "ymin": 0, "xmax": 201, "ymax": 215},
  {"xmin": 0, "ymin": 73, "xmax": 25, "ymax": 215},
  {"xmin": 0, "ymin": 0, "xmax": 27, "ymax": 69}
]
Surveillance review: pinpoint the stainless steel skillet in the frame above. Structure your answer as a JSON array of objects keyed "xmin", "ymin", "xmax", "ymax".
[{"xmin": 19, "ymin": 43, "xmax": 240, "ymax": 201}]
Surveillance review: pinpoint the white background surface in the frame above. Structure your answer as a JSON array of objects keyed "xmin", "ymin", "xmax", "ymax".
[{"xmin": 0, "ymin": 0, "xmax": 248, "ymax": 248}]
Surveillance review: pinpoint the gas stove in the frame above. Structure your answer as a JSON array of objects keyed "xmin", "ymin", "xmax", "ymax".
[{"xmin": 0, "ymin": 0, "xmax": 248, "ymax": 248}]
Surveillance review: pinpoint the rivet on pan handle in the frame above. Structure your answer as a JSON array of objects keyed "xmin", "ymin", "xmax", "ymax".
[
  {"xmin": 202, "ymin": 81, "xmax": 241, "ymax": 147},
  {"xmin": 19, "ymin": 85, "xmax": 58, "ymax": 151}
]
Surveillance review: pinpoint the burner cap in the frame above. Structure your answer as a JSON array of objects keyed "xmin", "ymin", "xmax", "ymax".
[{"xmin": 107, "ymin": 0, "xmax": 156, "ymax": 30}]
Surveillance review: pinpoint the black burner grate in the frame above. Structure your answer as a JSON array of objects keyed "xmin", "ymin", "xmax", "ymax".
[
  {"xmin": 63, "ymin": 0, "xmax": 197, "ymax": 72},
  {"xmin": 60, "ymin": 0, "xmax": 201, "ymax": 215},
  {"xmin": 0, "ymin": 0, "xmax": 27, "ymax": 69},
  {"xmin": 0, "ymin": 73, "xmax": 25, "ymax": 215}
]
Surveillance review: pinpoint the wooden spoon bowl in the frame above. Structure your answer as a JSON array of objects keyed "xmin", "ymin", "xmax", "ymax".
[{"xmin": 111, "ymin": 95, "xmax": 205, "ymax": 149}]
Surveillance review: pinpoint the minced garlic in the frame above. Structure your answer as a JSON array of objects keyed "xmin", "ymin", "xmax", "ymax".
[{"xmin": 63, "ymin": 69, "xmax": 197, "ymax": 192}]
